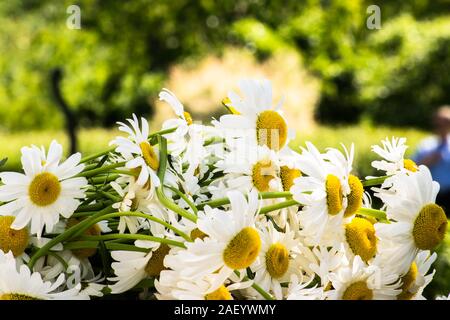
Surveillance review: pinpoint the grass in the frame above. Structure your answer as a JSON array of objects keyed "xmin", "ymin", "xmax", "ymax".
[{"xmin": 0, "ymin": 128, "xmax": 119, "ymax": 171}]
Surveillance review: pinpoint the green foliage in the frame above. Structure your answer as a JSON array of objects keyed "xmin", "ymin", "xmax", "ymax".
[{"xmin": 1, "ymin": 1, "xmax": 449, "ymax": 130}]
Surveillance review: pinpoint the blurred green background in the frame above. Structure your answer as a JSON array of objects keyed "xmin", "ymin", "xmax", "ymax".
[{"xmin": 0, "ymin": 0, "xmax": 449, "ymax": 298}]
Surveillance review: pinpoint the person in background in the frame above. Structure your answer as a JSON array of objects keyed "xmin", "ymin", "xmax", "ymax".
[{"xmin": 414, "ymin": 105, "xmax": 450, "ymax": 215}]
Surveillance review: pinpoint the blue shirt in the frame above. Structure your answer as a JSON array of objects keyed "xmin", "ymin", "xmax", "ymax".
[{"xmin": 413, "ymin": 135, "xmax": 450, "ymax": 193}]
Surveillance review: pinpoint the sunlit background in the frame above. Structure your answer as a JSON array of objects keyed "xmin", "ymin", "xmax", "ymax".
[{"xmin": 0, "ymin": 0, "xmax": 449, "ymax": 297}]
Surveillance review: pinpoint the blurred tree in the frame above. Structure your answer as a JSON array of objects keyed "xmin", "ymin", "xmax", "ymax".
[{"xmin": 0, "ymin": 0, "xmax": 449, "ymax": 131}]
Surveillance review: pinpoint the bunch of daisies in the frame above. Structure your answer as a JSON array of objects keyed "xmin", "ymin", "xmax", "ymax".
[{"xmin": 0, "ymin": 79, "xmax": 447, "ymax": 300}]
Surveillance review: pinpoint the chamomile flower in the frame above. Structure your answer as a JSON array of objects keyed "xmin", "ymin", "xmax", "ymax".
[
  {"xmin": 164, "ymin": 190, "xmax": 262, "ymax": 292},
  {"xmin": 327, "ymin": 255, "xmax": 401, "ymax": 300},
  {"xmin": 108, "ymin": 240, "xmax": 171, "ymax": 294},
  {"xmin": 371, "ymin": 137, "xmax": 418, "ymax": 175},
  {"xmin": 110, "ymin": 114, "xmax": 161, "ymax": 188},
  {"xmin": 155, "ymin": 270, "xmax": 252, "ymax": 300},
  {"xmin": 0, "ymin": 250, "xmax": 85, "ymax": 300},
  {"xmin": 290, "ymin": 142, "xmax": 363, "ymax": 245},
  {"xmin": 249, "ymin": 223, "xmax": 309, "ymax": 299},
  {"xmin": 374, "ymin": 166, "xmax": 447, "ymax": 274},
  {"xmin": 397, "ymin": 250, "xmax": 437, "ymax": 300},
  {"xmin": 309, "ymin": 246, "xmax": 348, "ymax": 288},
  {"xmin": 0, "ymin": 140, "xmax": 87, "ymax": 237},
  {"xmin": 286, "ymin": 274, "xmax": 324, "ymax": 300},
  {"xmin": 213, "ymin": 145, "xmax": 281, "ymax": 195},
  {"xmin": 215, "ymin": 79, "xmax": 293, "ymax": 151}
]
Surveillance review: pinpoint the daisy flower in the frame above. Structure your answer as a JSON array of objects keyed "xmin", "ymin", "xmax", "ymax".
[
  {"xmin": 290, "ymin": 142, "xmax": 363, "ymax": 245},
  {"xmin": 108, "ymin": 210, "xmax": 171, "ymax": 293},
  {"xmin": 371, "ymin": 137, "xmax": 418, "ymax": 175},
  {"xmin": 215, "ymin": 79, "xmax": 293, "ymax": 151},
  {"xmin": 110, "ymin": 114, "xmax": 161, "ymax": 188},
  {"xmin": 164, "ymin": 190, "xmax": 262, "ymax": 292},
  {"xmin": 374, "ymin": 165, "xmax": 447, "ymax": 274},
  {"xmin": 327, "ymin": 255, "xmax": 401, "ymax": 300},
  {"xmin": 309, "ymin": 245, "xmax": 348, "ymax": 288},
  {"xmin": 0, "ymin": 140, "xmax": 87, "ymax": 237},
  {"xmin": 397, "ymin": 250, "xmax": 437, "ymax": 300},
  {"xmin": 213, "ymin": 145, "xmax": 282, "ymax": 195},
  {"xmin": 249, "ymin": 222, "xmax": 310, "ymax": 299},
  {"xmin": 0, "ymin": 250, "xmax": 85, "ymax": 300},
  {"xmin": 155, "ymin": 270, "xmax": 252, "ymax": 300},
  {"xmin": 286, "ymin": 275, "xmax": 324, "ymax": 300}
]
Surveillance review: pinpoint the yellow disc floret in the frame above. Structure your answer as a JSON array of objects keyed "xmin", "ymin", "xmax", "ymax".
[
  {"xmin": 0, "ymin": 216, "xmax": 29, "ymax": 257},
  {"xmin": 397, "ymin": 262, "xmax": 418, "ymax": 300},
  {"xmin": 342, "ymin": 281, "xmax": 373, "ymax": 300},
  {"xmin": 325, "ymin": 174, "xmax": 343, "ymax": 215},
  {"xmin": 412, "ymin": 203, "xmax": 447, "ymax": 250},
  {"xmin": 28, "ymin": 172, "xmax": 61, "ymax": 206},
  {"xmin": 205, "ymin": 285, "xmax": 233, "ymax": 300},
  {"xmin": 344, "ymin": 175, "xmax": 364, "ymax": 217},
  {"xmin": 145, "ymin": 244, "xmax": 170, "ymax": 276},
  {"xmin": 280, "ymin": 166, "xmax": 301, "ymax": 191},
  {"xmin": 256, "ymin": 110, "xmax": 288, "ymax": 151},
  {"xmin": 223, "ymin": 227, "xmax": 261, "ymax": 270},
  {"xmin": 265, "ymin": 243, "xmax": 290, "ymax": 279},
  {"xmin": 190, "ymin": 228, "xmax": 208, "ymax": 241},
  {"xmin": 345, "ymin": 217, "xmax": 377, "ymax": 262},
  {"xmin": 0, "ymin": 293, "xmax": 40, "ymax": 300},
  {"xmin": 67, "ymin": 217, "xmax": 101, "ymax": 259},
  {"xmin": 252, "ymin": 160, "xmax": 277, "ymax": 192},
  {"xmin": 403, "ymin": 159, "xmax": 418, "ymax": 172},
  {"xmin": 183, "ymin": 111, "xmax": 193, "ymax": 125},
  {"xmin": 139, "ymin": 141, "xmax": 159, "ymax": 171}
]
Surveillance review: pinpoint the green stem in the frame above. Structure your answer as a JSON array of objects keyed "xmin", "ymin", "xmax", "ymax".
[
  {"xmin": 28, "ymin": 205, "xmax": 115, "ymax": 269},
  {"xmin": 80, "ymin": 146, "xmax": 116, "ymax": 164},
  {"xmin": 233, "ymin": 271, "xmax": 274, "ymax": 300},
  {"xmin": 197, "ymin": 191, "xmax": 293, "ymax": 210},
  {"xmin": 75, "ymin": 201, "xmax": 112, "ymax": 213},
  {"xmin": 77, "ymin": 234, "xmax": 186, "ymax": 248},
  {"xmin": 357, "ymin": 207, "xmax": 389, "ymax": 223},
  {"xmin": 259, "ymin": 199, "xmax": 300, "ymax": 215},
  {"xmin": 362, "ymin": 176, "xmax": 390, "ymax": 187},
  {"xmin": 156, "ymin": 136, "xmax": 197, "ymax": 222},
  {"xmin": 165, "ymin": 185, "xmax": 198, "ymax": 214},
  {"xmin": 76, "ymin": 211, "xmax": 192, "ymax": 242},
  {"xmin": 77, "ymin": 162, "xmax": 126, "ymax": 178}
]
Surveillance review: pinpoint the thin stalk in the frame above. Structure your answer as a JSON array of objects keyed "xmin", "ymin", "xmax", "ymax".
[
  {"xmin": 357, "ymin": 207, "xmax": 389, "ymax": 223},
  {"xmin": 362, "ymin": 176, "xmax": 390, "ymax": 187},
  {"xmin": 259, "ymin": 199, "xmax": 299, "ymax": 215},
  {"xmin": 77, "ymin": 162, "xmax": 126, "ymax": 178},
  {"xmin": 165, "ymin": 185, "xmax": 198, "ymax": 214},
  {"xmin": 77, "ymin": 234, "xmax": 186, "ymax": 248},
  {"xmin": 196, "ymin": 191, "xmax": 292, "ymax": 210},
  {"xmin": 28, "ymin": 205, "xmax": 115, "ymax": 269}
]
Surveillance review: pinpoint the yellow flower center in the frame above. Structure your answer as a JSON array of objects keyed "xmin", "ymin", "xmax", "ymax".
[
  {"xmin": 403, "ymin": 159, "xmax": 418, "ymax": 172},
  {"xmin": 344, "ymin": 175, "xmax": 364, "ymax": 217},
  {"xmin": 0, "ymin": 216, "xmax": 29, "ymax": 257},
  {"xmin": 325, "ymin": 174, "xmax": 343, "ymax": 215},
  {"xmin": 256, "ymin": 110, "xmax": 288, "ymax": 151},
  {"xmin": 190, "ymin": 228, "xmax": 208, "ymax": 241},
  {"xmin": 280, "ymin": 166, "xmax": 301, "ymax": 191},
  {"xmin": 183, "ymin": 111, "xmax": 193, "ymax": 125},
  {"xmin": 397, "ymin": 262, "xmax": 418, "ymax": 300},
  {"xmin": 66, "ymin": 217, "xmax": 101, "ymax": 259},
  {"xmin": 412, "ymin": 203, "xmax": 447, "ymax": 250},
  {"xmin": 145, "ymin": 244, "xmax": 170, "ymax": 276},
  {"xmin": 0, "ymin": 293, "xmax": 40, "ymax": 300},
  {"xmin": 265, "ymin": 243, "xmax": 290, "ymax": 279},
  {"xmin": 204, "ymin": 285, "xmax": 233, "ymax": 300},
  {"xmin": 342, "ymin": 281, "xmax": 373, "ymax": 300},
  {"xmin": 345, "ymin": 217, "xmax": 377, "ymax": 262},
  {"xmin": 252, "ymin": 160, "xmax": 277, "ymax": 192},
  {"xmin": 28, "ymin": 172, "xmax": 61, "ymax": 206},
  {"xmin": 139, "ymin": 141, "xmax": 159, "ymax": 171},
  {"xmin": 223, "ymin": 227, "xmax": 261, "ymax": 270}
]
